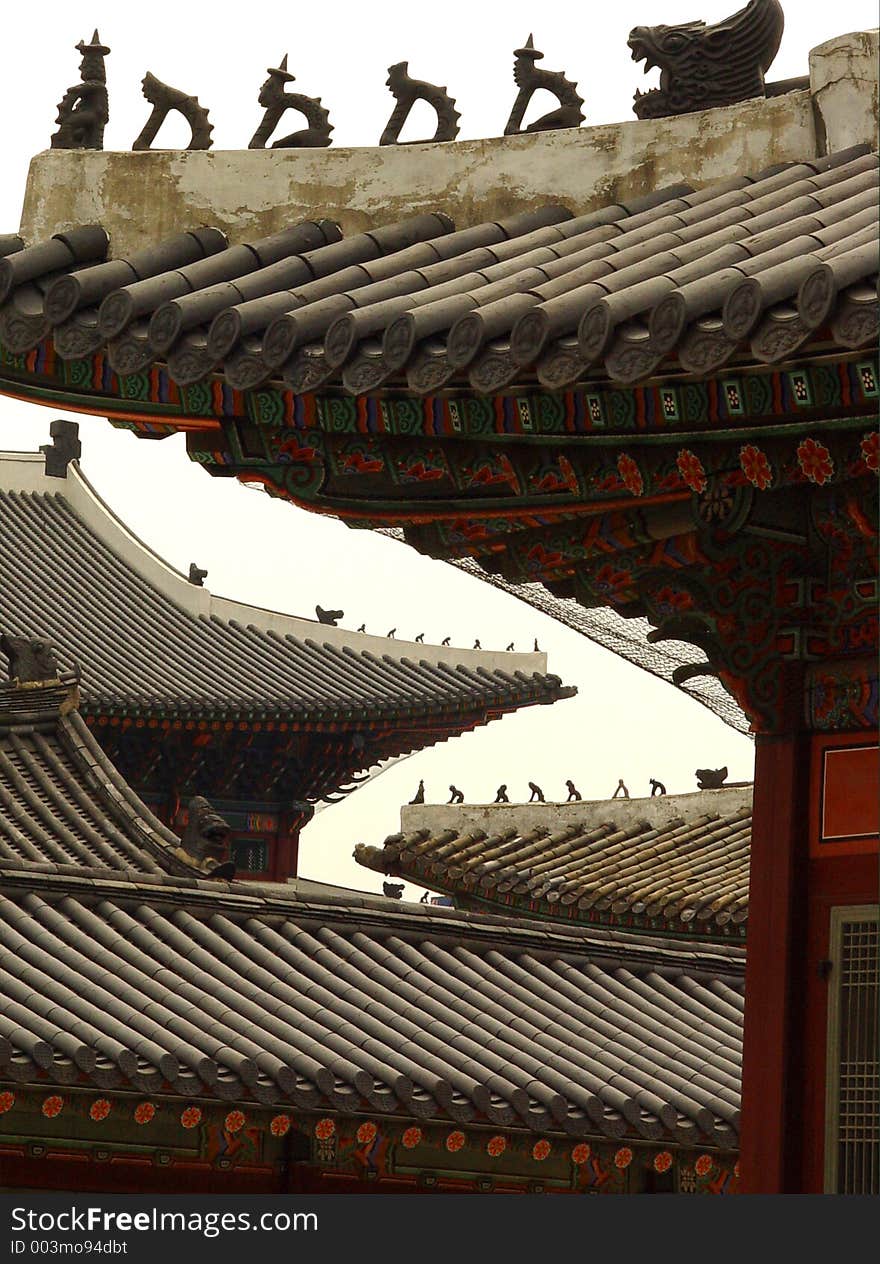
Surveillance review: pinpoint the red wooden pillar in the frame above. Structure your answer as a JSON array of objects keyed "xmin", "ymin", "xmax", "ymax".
[{"xmin": 739, "ymin": 728, "xmax": 810, "ymax": 1194}]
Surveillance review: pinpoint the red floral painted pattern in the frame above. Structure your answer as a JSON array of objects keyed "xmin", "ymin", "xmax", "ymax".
[
  {"xmin": 532, "ymin": 1139, "xmax": 551, "ymax": 1162},
  {"xmin": 860, "ymin": 431, "xmax": 879, "ymax": 473},
  {"xmin": 617, "ymin": 454, "xmax": 644, "ymax": 497},
  {"xmin": 653, "ymin": 1150, "xmax": 673, "ymax": 1173},
  {"xmin": 314, "ymin": 1118, "xmax": 335, "ymax": 1140},
  {"xmin": 486, "ymin": 1135, "xmax": 507, "ymax": 1157},
  {"xmin": 356, "ymin": 1121, "xmax": 377, "ymax": 1146},
  {"xmin": 224, "ymin": 1111, "xmax": 246, "ymax": 1134},
  {"xmin": 180, "ymin": 1107, "xmax": 202, "ymax": 1129},
  {"xmin": 0, "ymin": 1091, "xmax": 15, "ymax": 1115},
  {"xmin": 401, "ymin": 1127, "xmax": 422, "ymax": 1149},
  {"xmin": 734, "ymin": 1159, "xmax": 741, "ymax": 1180},
  {"xmin": 695, "ymin": 1153, "xmax": 714, "ymax": 1177},
  {"xmin": 739, "ymin": 444, "xmax": 773, "ymax": 490},
  {"xmin": 614, "ymin": 1146, "xmax": 633, "ymax": 1169},
  {"xmin": 42, "ymin": 1096, "xmax": 63, "ymax": 1119},
  {"xmin": 134, "ymin": 1102, "xmax": 155, "ymax": 1125},
  {"xmin": 270, "ymin": 1115, "xmax": 291, "ymax": 1137},
  {"xmin": 89, "ymin": 1099, "xmax": 111, "ymax": 1122},
  {"xmin": 571, "ymin": 1143, "xmax": 591, "ymax": 1165},
  {"xmin": 796, "ymin": 437, "xmax": 834, "ymax": 485},
  {"xmin": 445, "ymin": 1131, "xmax": 466, "ymax": 1153},
  {"xmin": 676, "ymin": 449, "xmax": 707, "ymax": 494}
]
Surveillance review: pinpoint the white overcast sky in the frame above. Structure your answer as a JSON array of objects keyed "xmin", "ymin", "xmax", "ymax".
[{"xmin": 0, "ymin": 0, "xmax": 875, "ymax": 895}]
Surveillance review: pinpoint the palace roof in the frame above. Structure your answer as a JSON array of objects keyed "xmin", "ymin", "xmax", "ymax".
[
  {"xmin": 0, "ymin": 676, "xmax": 222, "ymax": 877},
  {"xmin": 355, "ymin": 786, "xmax": 751, "ymax": 940},
  {"xmin": 0, "ymin": 146, "xmax": 875, "ymax": 395},
  {"xmin": 0, "ymin": 853, "xmax": 743, "ymax": 1146},
  {"xmin": 0, "ymin": 450, "xmax": 571, "ymax": 728}
]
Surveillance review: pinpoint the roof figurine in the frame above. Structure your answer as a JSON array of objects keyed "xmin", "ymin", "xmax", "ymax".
[
  {"xmin": 473, "ymin": 639, "xmax": 481, "ymax": 649},
  {"xmin": 50, "ymin": 30, "xmax": 110, "ymax": 150},
  {"xmin": 1, "ymin": 632, "xmax": 59, "ymax": 685},
  {"xmin": 528, "ymin": 781, "xmax": 545, "ymax": 802},
  {"xmin": 650, "ymin": 777, "xmax": 667, "ymax": 796},
  {"xmin": 448, "ymin": 784, "xmax": 464, "ymax": 803},
  {"xmin": 506, "ymin": 642, "xmax": 515, "ymax": 651},
  {"xmin": 409, "ymin": 779, "xmax": 425, "ymax": 804},
  {"xmin": 188, "ymin": 562, "xmax": 208, "ymax": 586},
  {"xmin": 612, "ymin": 779, "xmax": 630, "ymax": 799},
  {"xmin": 628, "ymin": 0, "xmax": 784, "ymax": 120},
  {"xmin": 415, "ymin": 632, "xmax": 425, "ymax": 642},
  {"xmin": 697, "ymin": 766, "xmax": 729, "ymax": 788},
  {"xmin": 379, "ymin": 61, "xmax": 461, "ymax": 145},
  {"xmin": 180, "ymin": 795, "xmax": 234, "ymax": 874},
  {"xmin": 249, "ymin": 54, "xmax": 333, "ymax": 150},
  {"xmin": 315, "ymin": 604, "xmax": 344, "ymax": 625},
  {"xmin": 504, "ymin": 34, "xmax": 585, "ymax": 136},
  {"xmin": 494, "ymin": 784, "xmax": 510, "ymax": 803},
  {"xmin": 566, "ymin": 779, "xmax": 582, "ymax": 801},
  {"xmin": 40, "ymin": 418, "xmax": 81, "ymax": 477},
  {"xmin": 383, "ymin": 880, "xmax": 404, "ymax": 899},
  {"xmin": 386, "ymin": 627, "xmax": 396, "ymax": 638},
  {"xmin": 132, "ymin": 72, "xmax": 214, "ymax": 150}
]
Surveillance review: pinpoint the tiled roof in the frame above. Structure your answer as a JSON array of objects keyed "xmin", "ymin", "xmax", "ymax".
[
  {"xmin": 355, "ymin": 787, "xmax": 752, "ymax": 938},
  {"xmin": 0, "ymin": 145, "xmax": 875, "ymax": 393},
  {"xmin": 0, "ymin": 859, "xmax": 743, "ymax": 1145},
  {"xmin": 0, "ymin": 452, "xmax": 571, "ymax": 725},
  {"xmin": 0, "ymin": 678, "xmax": 211, "ymax": 876}
]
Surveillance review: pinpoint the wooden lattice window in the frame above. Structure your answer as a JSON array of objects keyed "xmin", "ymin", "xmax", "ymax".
[
  {"xmin": 824, "ymin": 905, "xmax": 879, "ymax": 1194},
  {"xmin": 232, "ymin": 837, "xmax": 270, "ymax": 873}
]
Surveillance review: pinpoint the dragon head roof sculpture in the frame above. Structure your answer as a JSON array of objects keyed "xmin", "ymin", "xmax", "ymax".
[{"xmin": 628, "ymin": 0, "xmax": 784, "ymax": 119}]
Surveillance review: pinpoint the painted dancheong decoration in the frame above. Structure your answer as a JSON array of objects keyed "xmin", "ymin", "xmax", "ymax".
[
  {"xmin": 504, "ymin": 35, "xmax": 584, "ymax": 135},
  {"xmin": 379, "ymin": 62, "xmax": 461, "ymax": 144},
  {"xmin": 249, "ymin": 54, "xmax": 333, "ymax": 149},
  {"xmin": 132, "ymin": 73, "xmax": 214, "ymax": 150},
  {"xmin": 50, "ymin": 30, "xmax": 110, "ymax": 150},
  {"xmin": 628, "ymin": 0, "xmax": 784, "ymax": 118}
]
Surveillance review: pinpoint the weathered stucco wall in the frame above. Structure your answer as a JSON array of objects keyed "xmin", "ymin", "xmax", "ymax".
[
  {"xmin": 19, "ymin": 91, "xmax": 817, "ymax": 253},
  {"xmin": 810, "ymin": 29, "xmax": 879, "ymax": 155}
]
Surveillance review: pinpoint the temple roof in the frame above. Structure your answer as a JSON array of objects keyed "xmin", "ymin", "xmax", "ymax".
[
  {"xmin": 0, "ymin": 856, "xmax": 743, "ymax": 1146},
  {"xmin": 0, "ymin": 145, "xmax": 875, "ymax": 395},
  {"xmin": 0, "ymin": 450, "xmax": 571, "ymax": 727},
  {"xmin": 355, "ymin": 786, "xmax": 751, "ymax": 939},
  {"xmin": 0, "ymin": 676, "xmax": 221, "ymax": 877}
]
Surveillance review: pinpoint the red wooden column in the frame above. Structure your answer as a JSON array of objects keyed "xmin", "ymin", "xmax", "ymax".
[{"xmin": 739, "ymin": 728, "xmax": 810, "ymax": 1194}]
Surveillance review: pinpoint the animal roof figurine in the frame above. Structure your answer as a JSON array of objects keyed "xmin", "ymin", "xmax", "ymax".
[
  {"xmin": 409, "ymin": 779, "xmax": 425, "ymax": 805},
  {"xmin": 504, "ymin": 34, "xmax": 584, "ymax": 136},
  {"xmin": 50, "ymin": 30, "xmax": 110, "ymax": 151},
  {"xmin": 132, "ymin": 73, "xmax": 214, "ymax": 150},
  {"xmin": 650, "ymin": 778, "xmax": 667, "ymax": 796},
  {"xmin": 316, "ymin": 605, "xmax": 344, "ymax": 626},
  {"xmin": 494, "ymin": 784, "xmax": 510, "ymax": 803},
  {"xmin": 528, "ymin": 781, "xmax": 545, "ymax": 802},
  {"xmin": 379, "ymin": 62, "xmax": 461, "ymax": 145},
  {"xmin": 696, "ymin": 766, "xmax": 729, "ymax": 789},
  {"xmin": 566, "ymin": 779, "xmax": 582, "ymax": 801},
  {"xmin": 612, "ymin": 779, "xmax": 630, "ymax": 799},
  {"xmin": 249, "ymin": 54, "xmax": 333, "ymax": 149},
  {"xmin": 448, "ymin": 785, "xmax": 464, "ymax": 804},
  {"xmin": 628, "ymin": 0, "xmax": 784, "ymax": 119}
]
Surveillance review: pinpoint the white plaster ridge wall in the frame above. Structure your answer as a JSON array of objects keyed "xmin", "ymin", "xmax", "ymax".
[
  {"xmin": 0, "ymin": 450, "xmax": 549, "ymax": 675},
  {"xmin": 19, "ymin": 91, "xmax": 818, "ymax": 255},
  {"xmin": 16, "ymin": 30, "xmax": 877, "ymax": 265},
  {"xmin": 399, "ymin": 783, "xmax": 753, "ymax": 836},
  {"xmin": 810, "ymin": 29, "xmax": 880, "ymax": 155}
]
